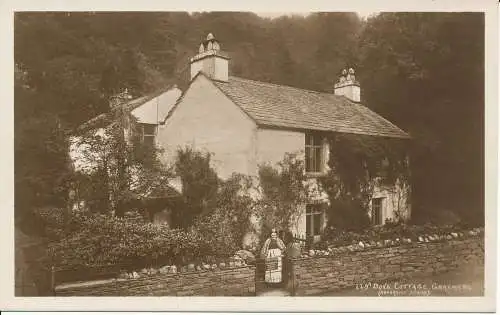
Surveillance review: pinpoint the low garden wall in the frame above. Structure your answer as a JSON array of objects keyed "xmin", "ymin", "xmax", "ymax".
[
  {"xmin": 291, "ymin": 235, "xmax": 484, "ymax": 296},
  {"xmin": 55, "ymin": 265, "xmax": 255, "ymax": 296},
  {"xmin": 54, "ymin": 232, "xmax": 484, "ymax": 296}
]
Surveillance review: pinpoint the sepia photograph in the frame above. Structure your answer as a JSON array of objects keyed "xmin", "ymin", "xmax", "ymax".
[{"xmin": 3, "ymin": 0, "xmax": 498, "ymax": 312}]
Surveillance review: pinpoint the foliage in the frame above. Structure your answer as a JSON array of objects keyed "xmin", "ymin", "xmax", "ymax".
[
  {"xmin": 173, "ymin": 147, "xmax": 220, "ymax": 228},
  {"xmin": 15, "ymin": 102, "xmax": 73, "ymax": 229},
  {"xmin": 316, "ymin": 220, "xmax": 479, "ymax": 249},
  {"xmin": 45, "ymin": 210, "xmax": 223, "ymax": 270},
  {"xmin": 357, "ymin": 13, "xmax": 484, "ymax": 225},
  {"xmin": 191, "ymin": 173, "xmax": 257, "ymax": 256},
  {"xmin": 32, "ymin": 207, "xmax": 71, "ymax": 241},
  {"xmin": 71, "ymin": 104, "xmax": 173, "ymax": 217},
  {"xmin": 319, "ymin": 134, "xmax": 410, "ymax": 231},
  {"xmin": 256, "ymin": 153, "xmax": 310, "ymax": 237}
]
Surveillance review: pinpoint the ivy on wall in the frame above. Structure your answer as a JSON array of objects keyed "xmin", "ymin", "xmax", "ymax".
[{"xmin": 319, "ymin": 133, "xmax": 411, "ymax": 231}]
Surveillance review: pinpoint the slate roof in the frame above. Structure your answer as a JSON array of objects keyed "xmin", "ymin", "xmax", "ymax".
[{"xmin": 211, "ymin": 76, "xmax": 410, "ymax": 139}]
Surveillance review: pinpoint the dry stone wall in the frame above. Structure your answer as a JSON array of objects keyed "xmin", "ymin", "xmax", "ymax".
[
  {"xmin": 55, "ymin": 265, "xmax": 255, "ymax": 296},
  {"xmin": 291, "ymin": 236, "xmax": 484, "ymax": 296}
]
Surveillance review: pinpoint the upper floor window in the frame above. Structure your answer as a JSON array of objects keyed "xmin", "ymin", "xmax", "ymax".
[
  {"xmin": 140, "ymin": 123, "xmax": 156, "ymax": 147},
  {"xmin": 305, "ymin": 133, "xmax": 323, "ymax": 173}
]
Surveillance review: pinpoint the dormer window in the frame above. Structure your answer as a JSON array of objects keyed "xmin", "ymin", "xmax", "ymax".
[
  {"xmin": 140, "ymin": 123, "xmax": 156, "ymax": 147},
  {"xmin": 305, "ymin": 133, "xmax": 324, "ymax": 174}
]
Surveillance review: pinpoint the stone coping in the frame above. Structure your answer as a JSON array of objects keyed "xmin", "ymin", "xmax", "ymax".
[{"xmin": 292, "ymin": 231, "xmax": 484, "ymax": 261}]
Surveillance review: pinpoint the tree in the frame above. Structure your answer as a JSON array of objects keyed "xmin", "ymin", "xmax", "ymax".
[
  {"xmin": 71, "ymin": 96, "xmax": 173, "ymax": 217},
  {"xmin": 173, "ymin": 147, "xmax": 220, "ymax": 229},
  {"xmin": 357, "ymin": 13, "xmax": 484, "ymax": 225},
  {"xmin": 14, "ymin": 64, "xmax": 73, "ymax": 230}
]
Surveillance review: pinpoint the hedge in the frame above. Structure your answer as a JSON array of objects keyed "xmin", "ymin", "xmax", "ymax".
[{"xmin": 36, "ymin": 209, "xmax": 230, "ymax": 271}]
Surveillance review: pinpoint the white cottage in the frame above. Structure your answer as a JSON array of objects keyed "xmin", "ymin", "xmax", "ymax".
[{"xmin": 158, "ymin": 33, "xmax": 411, "ymax": 238}]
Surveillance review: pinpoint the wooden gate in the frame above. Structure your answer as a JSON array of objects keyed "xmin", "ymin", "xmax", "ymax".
[{"xmin": 254, "ymin": 256, "xmax": 296, "ymax": 296}]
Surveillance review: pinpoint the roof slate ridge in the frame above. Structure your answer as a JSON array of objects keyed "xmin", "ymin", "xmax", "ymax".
[{"xmin": 228, "ymin": 75, "xmax": 343, "ymax": 98}]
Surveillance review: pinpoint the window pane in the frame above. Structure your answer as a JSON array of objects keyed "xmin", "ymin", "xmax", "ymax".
[
  {"xmin": 142, "ymin": 124, "xmax": 156, "ymax": 135},
  {"xmin": 314, "ymin": 147, "xmax": 322, "ymax": 172},
  {"xmin": 144, "ymin": 135, "xmax": 155, "ymax": 147},
  {"xmin": 306, "ymin": 213, "xmax": 311, "ymax": 236},
  {"xmin": 305, "ymin": 147, "xmax": 312, "ymax": 172},
  {"xmin": 313, "ymin": 135, "xmax": 321, "ymax": 146},
  {"xmin": 372, "ymin": 198, "xmax": 383, "ymax": 225},
  {"xmin": 313, "ymin": 213, "xmax": 321, "ymax": 235},
  {"xmin": 305, "ymin": 134, "xmax": 323, "ymax": 173}
]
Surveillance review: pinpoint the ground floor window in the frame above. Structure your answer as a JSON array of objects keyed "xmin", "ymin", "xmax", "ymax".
[
  {"xmin": 371, "ymin": 197, "xmax": 384, "ymax": 225},
  {"xmin": 306, "ymin": 203, "xmax": 323, "ymax": 237}
]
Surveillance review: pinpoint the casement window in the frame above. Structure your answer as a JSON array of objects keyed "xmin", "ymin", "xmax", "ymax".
[
  {"xmin": 140, "ymin": 123, "xmax": 157, "ymax": 147},
  {"xmin": 371, "ymin": 197, "xmax": 384, "ymax": 225},
  {"xmin": 306, "ymin": 203, "xmax": 324, "ymax": 237},
  {"xmin": 305, "ymin": 133, "xmax": 324, "ymax": 173}
]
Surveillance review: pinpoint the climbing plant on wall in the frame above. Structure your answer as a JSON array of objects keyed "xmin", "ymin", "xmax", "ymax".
[
  {"xmin": 256, "ymin": 153, "xmax": 311, "ymax": 238},
  {"xmin": 319, "ymin": 133, "xmax": 411, "ymax": 231}
]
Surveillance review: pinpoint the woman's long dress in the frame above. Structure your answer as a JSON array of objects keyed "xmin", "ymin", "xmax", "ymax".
[{"xmin": 264, "ymin": 240, "xmax": 283, "ymax": 284}]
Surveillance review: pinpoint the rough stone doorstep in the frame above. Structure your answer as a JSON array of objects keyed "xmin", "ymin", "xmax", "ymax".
[{"xmin": 55, "ymin": 278, "xmax": 116, "ymax": 290}]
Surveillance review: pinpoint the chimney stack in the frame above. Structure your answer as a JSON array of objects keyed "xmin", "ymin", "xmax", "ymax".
[
  {"xmin": 334, "ymin": 68, "xmax": 361, "ymax": 102},
  {"xmin": 109, "ymin": 88, "xmax": 133, "ymax": 108},
  {"xmin": 189, "ymin": 33, "xmax": 230, "ymax": 82}
]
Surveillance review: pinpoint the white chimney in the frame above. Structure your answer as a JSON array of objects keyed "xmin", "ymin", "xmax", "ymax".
[
  {"xmin": 334, "ymin": 68, "xmax": 361, "ymax": 103},
  {"xmin": 189, "ymin": 33, "xmax": 230, "ymax": 82}
]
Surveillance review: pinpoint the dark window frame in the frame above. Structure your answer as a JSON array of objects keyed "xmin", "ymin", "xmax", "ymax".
[
  {"xmin": 140, "ymin": 123, "xmax": 157, "ymax": 147},
  {"xmin": 305, "ymin": 133, "xmax": 324, "ymax": 174},
  {"xmin": 371, "ymin": 197, "xmax": 384, "ymax": 225},
  {"xmin": 306, "ymin": 203, "xmax": 323, "ymax": 237}
]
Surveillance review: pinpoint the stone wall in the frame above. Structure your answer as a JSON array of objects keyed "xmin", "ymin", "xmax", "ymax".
[
  {"xmin": 55, "ymin": 266, "xmax": 255, "ymax": 296},
  {"xmin": 54, "ymin": 236, "xmax": 484, "ymax": 296},
  {"xmin": 291, "ymin": 236, "xmax": 484, "ymax": 296}
]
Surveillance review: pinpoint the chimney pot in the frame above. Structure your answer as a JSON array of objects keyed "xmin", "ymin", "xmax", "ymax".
[
  {"xmin": 189, "ymin": 32, "xmax": 229, "ymax": 82},
  {"xmin": 334, "ymin": 67, "xmax": 360, "ymax": 102}
]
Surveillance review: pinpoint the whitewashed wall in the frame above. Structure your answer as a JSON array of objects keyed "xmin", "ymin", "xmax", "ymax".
[{"xmin": 157, "ymin": 74, "xmax": 257, "ymax": 180}]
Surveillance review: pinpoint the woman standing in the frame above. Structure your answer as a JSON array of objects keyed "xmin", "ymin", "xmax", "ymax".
[{"xmin": 260, "ymin": 229, "xmax": 286, "ymax": 284}]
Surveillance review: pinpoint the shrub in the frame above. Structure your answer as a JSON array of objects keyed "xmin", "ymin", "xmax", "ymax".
[
  {"xmin": 33, "ymin": 207, "xmax": 87, "ymax": 241},
  {"xmin": 325, "ymin": 198, "xmax": 371, "ymax": 232},
  {"xmin": 318, "ymin": 221, "xmax": 480, "ymax": 249},
  {"xmin": 46, "ymin": 211, "xmax": 227, "ymax": 271},
  {"xmin": 173, "ymin": 147, "xmax": 220, "ymax": 228},
  {"xmin": 191, "ymin": 173, "xmax": 257, "ymax": 257}
]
